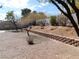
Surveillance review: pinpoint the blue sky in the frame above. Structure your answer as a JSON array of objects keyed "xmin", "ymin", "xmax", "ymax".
[{"xmin": 0, "ymin": 0, "xmax": 60, "ymax": 20}]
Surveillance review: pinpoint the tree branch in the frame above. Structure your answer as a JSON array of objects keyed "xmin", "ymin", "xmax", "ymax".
[
  {"xmin": 55, "ymin": 0, "xmax": 71, "ymax": 14},
  {"xmin": 51, "ymin": 0, "xmax": 78, "ymax": 27},
  {"xmin": 67, "ymin": 0, "xmax": 79, "ymax": 24},
  {"xmin": 72, "ymin": 0, "xmax": 75, "ymax": 5},
  {"xmin": 50, "ymin": 0, "xmax": 68, "ymax": 16},
  {"xmin": 67, "ymin": 0, "xmax": 79, "ymax": 11},
  {"xmin": 50, "ymin": 0, "xmax": 79, "ymax": 36},
  {"xmin": 55, "ymin": 0, "xmax": 79, "ymax": 25}
]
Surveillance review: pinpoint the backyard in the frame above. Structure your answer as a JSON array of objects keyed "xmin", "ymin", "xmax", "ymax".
[
  {"xmin": 0, "ymin": 31, "xmax": 79, "ymax": 59},
  {"xmin": 0, "ymin": 0, "xmax": 79, "ymax": 59}
]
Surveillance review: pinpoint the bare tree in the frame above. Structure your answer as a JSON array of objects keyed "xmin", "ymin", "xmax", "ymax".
[
  {"xmin": 6, "ymin": 11, "xmax": 18, "ymax": 31},
  {"xmin": 56, "ymin": 14, "xmax": 68, "ymax": 26}
]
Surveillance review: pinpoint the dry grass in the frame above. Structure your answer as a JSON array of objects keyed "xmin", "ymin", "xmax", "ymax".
[{"xmin": 31, "ymin": 26, "xmax": 79, "ymax": 39}]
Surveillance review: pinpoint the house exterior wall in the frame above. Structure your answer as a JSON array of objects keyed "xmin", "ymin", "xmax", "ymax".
[{"xmin": 36, "ymin": 18, "xmax": 50, "ymax": 26}]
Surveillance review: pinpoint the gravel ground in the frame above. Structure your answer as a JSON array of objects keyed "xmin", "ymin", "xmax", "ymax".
[{"xmin": 0, "ymin": 31, "xmax": 79, "ymax": 59}]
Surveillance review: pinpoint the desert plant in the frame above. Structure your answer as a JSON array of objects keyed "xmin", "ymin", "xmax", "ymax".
[
  {"xmin": 21, "ymin": 8, "xmax": 31, "ymax": 17},
  {"xmin": 50, "ymin": 16, "xmax": 56, "ymax": 26}
]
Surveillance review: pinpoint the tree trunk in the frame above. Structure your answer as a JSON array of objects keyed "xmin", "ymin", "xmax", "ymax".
[
  {"xmin": 68, "ymin": 15, "xmax": 79, "ymax": 36},
  {"xmin": 76, "ymin": 12, "xmax": 79, "ymax": 25},
  {"xmin": 50, "ymin": 0, "xmax": 79, "ymax": 36}
]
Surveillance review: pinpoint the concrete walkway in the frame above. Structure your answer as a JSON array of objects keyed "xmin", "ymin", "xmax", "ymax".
[{"xmin": 0, "ymin": 31, "xmax": 79, "ymax": 59}]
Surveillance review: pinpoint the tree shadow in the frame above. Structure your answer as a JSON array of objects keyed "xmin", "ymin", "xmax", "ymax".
[
  {"xmin": 26, "ymin": 34, "xmax": 50, "ymax": 45},
  {"xmin": 9, "ymin": 29, "xmax": 22, "ymax": 33}
]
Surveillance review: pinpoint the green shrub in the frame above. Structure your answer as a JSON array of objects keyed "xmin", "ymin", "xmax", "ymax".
[{"xmin": 50, "ymin": 16, "xmax": 56, "ymax": 26}]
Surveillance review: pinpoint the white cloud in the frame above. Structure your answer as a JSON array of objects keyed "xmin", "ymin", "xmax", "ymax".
[
  {"xmin": 0, "ymin": 13, "xmax": 6, "ymax": 20},
  {"xmin": 0, "ymin": 0, "xmax": 49, "ymax": 11},
  {"xmin": 0, "ymin": 0, "xmax": 50, "ymax": 21},
  {"xmin": 40, "ymin": 2, "xmax": 49, "ymax": 6},
  {"xmin": 37, "ymin": 2, "xmax": 49, "ymax": 8},
  {"xmin": 38, "ymin": 5, "xmax": 42, "ymax": 8},
  {"xmin": 0, "ymin": 0, "xmax": 30, "ymax": 20},
  {"xmin": 29, "ymin": 2, "xmax": 49, "ymax": 11},
  {"xmin": 14, "ymin": 10, "xmax": 21, "ymax": 18},
  {"xmin": 0, "ymin": 0, "xmax": 29, "ymax": 9},
  {"xmin": 29, "ymin": 5, "xmax": 37, "ymax": 11}
]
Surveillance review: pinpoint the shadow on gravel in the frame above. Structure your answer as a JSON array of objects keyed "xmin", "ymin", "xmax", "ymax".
[
  {"xmin": 11, "ymin": 31, "xmax": 21, "ymax": 32},
  {"xmin": 9, "ymin": 30, "xmax": 22, "ymax": 33},
  {"xmin": 26, "ymin": 34, "xmax": 50, "ymax": 45}
]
